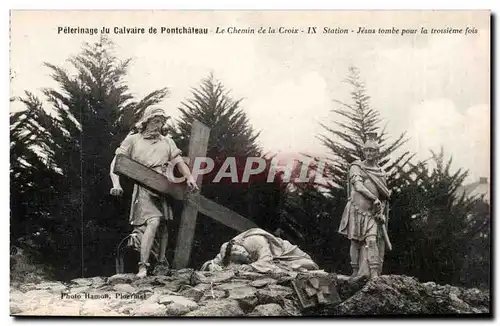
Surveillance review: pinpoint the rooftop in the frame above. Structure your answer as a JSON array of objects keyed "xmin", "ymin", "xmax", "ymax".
[{"xmin": 456, "ymin": 177, "xmax": 490, "ymax": 203}]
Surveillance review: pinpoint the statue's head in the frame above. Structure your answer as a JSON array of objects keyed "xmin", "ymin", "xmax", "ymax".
[
  {"xmin": 220, "ymin": 239, "xmax": 251, "ymax": 266},
  {"xmin": 362, "ymin": 132, "xmax": 380, "ymax": 162},
  {"xmin": 135, "ymin": 107, "xmax": 169, "ymax": 133}
]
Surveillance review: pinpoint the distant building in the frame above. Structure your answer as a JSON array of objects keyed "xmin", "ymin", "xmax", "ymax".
[{"xmin": 456, "ymin": 177, "xmax": 490, "ymax": 204}]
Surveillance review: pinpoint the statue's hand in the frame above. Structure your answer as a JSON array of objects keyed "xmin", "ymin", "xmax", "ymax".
[
  {"xmin": 110, "ymin": 187, "xmax": 123, "ymax": 196},
  {"xmin": 186, "ymin": 177, "xmax": 199, "ymax": 192},
  {"xmin": 208, "ymin": 263, "xmax": 223, "ymax": 272},
  {"xmin": 373, "ymin": 198, "xmax": 383, "ymax": 214},
  {"xmin": 376, "ymin": 213, "xmax": 386, "ymax": 224},
  {"xmin": 238, "ymin": 265, "xmax": 254, "ymax": 272}
]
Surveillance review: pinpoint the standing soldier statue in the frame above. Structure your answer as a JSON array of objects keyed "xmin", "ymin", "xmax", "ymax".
[
  {"xmin": 338, "ymin": 133, "xmax": 391, "ymax": 280},
  {"xmin": 109, "ymin": 107, "xmax": 198, "ymax": 278}
]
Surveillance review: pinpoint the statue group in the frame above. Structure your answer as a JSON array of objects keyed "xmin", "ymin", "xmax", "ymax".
[{"xmin": 109, "ymin": 107, "xmax": 391, "ymax": 280}]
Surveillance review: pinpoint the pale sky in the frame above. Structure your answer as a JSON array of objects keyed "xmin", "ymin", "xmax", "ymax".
[{"xmin": 10, "ymin": 10, "xmax": 490, "ymax": 182}]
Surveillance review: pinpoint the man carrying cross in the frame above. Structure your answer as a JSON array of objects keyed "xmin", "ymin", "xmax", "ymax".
[{"xmin": 109, "ymin": 106, "xmax": 198, "ymax": 278}]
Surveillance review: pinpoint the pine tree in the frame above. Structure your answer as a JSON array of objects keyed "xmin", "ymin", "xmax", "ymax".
[
  {"xmin": 388, "ymin": 149, "xmax": 490, "ymax": 286},
  {"xmin": 168, "ymin": 73, "xmax": 286, "ymax": 268},
  {"xmin": 317, "ymin": 66, "xmax": 412, "ymax": 189},
  {"xmin": 171, "ymin": 72, "xmax": 260, "ymax": 157},
  {"xmin": 10, "ymin": 93, "xmax": 61, "ymax": 252}
]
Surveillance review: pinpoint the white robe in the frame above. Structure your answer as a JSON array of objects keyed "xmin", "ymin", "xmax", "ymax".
[{"xmin": 201, "ymin": 228, "xmax": 320, "ymax": 273}]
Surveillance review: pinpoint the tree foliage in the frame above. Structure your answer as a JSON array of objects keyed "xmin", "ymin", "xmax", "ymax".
[
  {"xmin": 171, "ymin": 72, "xmax": 261, "ymax": 158},
  {"xmin": 317, "ymin": 66, "xmax": 413, "ymax": 190},
  {"xmin": 168, "ymin": 73, "xmax": 286, "ymax": 268},
  {"xmin": 387, "ymin": 149, "xmax": 490, "ymax": 286}
]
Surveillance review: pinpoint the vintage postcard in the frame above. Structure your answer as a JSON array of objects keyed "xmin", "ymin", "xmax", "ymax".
[{"xmin": 9, "ymin": 10, "xmax": 490, "ymax": 317}]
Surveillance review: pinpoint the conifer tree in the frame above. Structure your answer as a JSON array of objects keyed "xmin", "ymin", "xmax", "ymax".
[
  {"xmin": 169, "ymin": 73, "xmax": 286, "ymax": 267},
  {"xmin": 388, "ymin": 149, "xmax": 490, "ymax": 285}
]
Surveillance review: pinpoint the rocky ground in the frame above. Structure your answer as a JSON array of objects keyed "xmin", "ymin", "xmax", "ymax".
[
  {"xmin": 315, "ymin": 275, "xmax": 490, "ymax": 316},
  {"xmin": 10, "ymin": 269, "xmax": 490, "ymax": 317}
]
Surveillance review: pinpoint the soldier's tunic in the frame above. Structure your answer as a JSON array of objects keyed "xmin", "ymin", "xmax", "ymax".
[
  {"xmin": 338, "ymin": 160, "xmax": 390, "ymax": 276},
  {"xmin": 338, "ymin": 160, "xmax": 390, "ymax": 241}
]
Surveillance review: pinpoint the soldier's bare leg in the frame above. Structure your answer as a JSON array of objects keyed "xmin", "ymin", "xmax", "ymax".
[
  {"xmin": 377, "ymin": 235, "xmax": 385, "ymax": 275},
  {"xmin": 349, "ymin": 240, "xmax": 361, "ymax": 277},
  {"xmin": 366, "ymin": 235, "xmax": 380, "ymax": 279},
  {"xmin": 137, "ymin": 216, "xmax": 160, "ymax": 278},
  {"xmin": 158, "ymin": 221, "xmax": 168, "ymax": 264}
]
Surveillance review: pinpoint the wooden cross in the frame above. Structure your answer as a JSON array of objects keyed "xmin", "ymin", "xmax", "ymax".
[{"xmin": 113, "ymin": 120, "xmax": 258, "ymax": 269}]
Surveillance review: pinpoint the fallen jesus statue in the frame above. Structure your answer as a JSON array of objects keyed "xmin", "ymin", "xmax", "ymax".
[{"xmin": 200, "ymin": 228, "xmax": 321, "ymax": 274}]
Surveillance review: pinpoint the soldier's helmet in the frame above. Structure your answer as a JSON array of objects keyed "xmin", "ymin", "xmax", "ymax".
[{"xmin": 362, "ymin": 132, "xmax": 380, "ymax": 150}]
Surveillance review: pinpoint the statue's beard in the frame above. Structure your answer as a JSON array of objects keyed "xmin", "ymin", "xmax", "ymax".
[
  {"xmin": 143, "ymin": 127, "xmax": 162, "ymax": 140},
  {"xmin": 364, "ymin": 155, "xmax": 378, "ymax": 164},
  {"xmin": 146, "ymin": 125, "xmax": 161, "ymax": 132}
]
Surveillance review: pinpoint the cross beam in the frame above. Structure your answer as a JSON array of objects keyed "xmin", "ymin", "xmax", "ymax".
[
  {"xmin": 113, "ymin": 120, "xmax": 258, "ymax": 269},
  {"xmin": 174, "ymin": 121, "xmax": 209, "ymax": 269}
]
